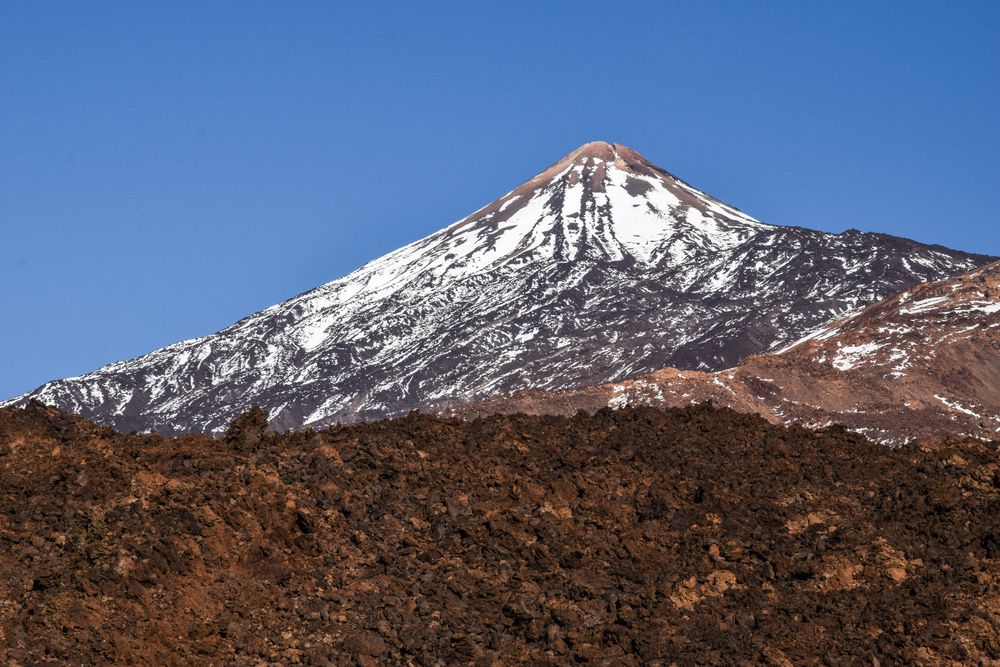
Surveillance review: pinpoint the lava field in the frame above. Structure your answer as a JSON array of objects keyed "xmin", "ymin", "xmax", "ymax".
[{"xmin": 2, "ymin": 401, "xmax": 999, "ymax": 665}]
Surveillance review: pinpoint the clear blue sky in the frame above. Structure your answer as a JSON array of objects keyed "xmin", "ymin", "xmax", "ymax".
[{"xmin": 2, "ymin": 2, "xmax": 998, "ymax": 399}]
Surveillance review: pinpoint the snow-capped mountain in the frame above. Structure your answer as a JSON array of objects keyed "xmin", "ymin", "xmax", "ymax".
[
  {"xmin": 5, "ymin": 142, "xmax": 993, "ymax": 433},
  {"xmin": 465, "ymin": 261, "xmax": 1000, "ymax": 445}
]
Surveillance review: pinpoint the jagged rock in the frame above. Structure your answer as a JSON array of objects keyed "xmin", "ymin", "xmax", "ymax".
[{"xmin": 1, "ymin": 402, "xmax": 999, "ymax": 663}]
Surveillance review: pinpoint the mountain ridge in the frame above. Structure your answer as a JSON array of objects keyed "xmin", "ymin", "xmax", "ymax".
[{"xmin": 455, "ymin": 260, "xmax": 1000, "ymax": 445}]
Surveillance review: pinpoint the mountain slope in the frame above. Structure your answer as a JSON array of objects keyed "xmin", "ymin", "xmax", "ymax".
[
  {"xmin": 5, "ymin": 142, "xmax": 993, "ymax": 433},
  {"xmin": 464, "ymin": 261, "xmax": 1000, "ymax": 445}
]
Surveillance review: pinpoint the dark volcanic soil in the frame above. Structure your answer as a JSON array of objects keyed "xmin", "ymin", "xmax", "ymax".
[{"xmin": 2, "ymin": 401, "xmax": 1000, "ymax": 665}]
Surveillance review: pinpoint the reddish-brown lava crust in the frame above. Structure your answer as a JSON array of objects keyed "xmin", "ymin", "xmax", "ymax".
[{"xmin": 2, "ymin": 401, "xmax": 999, "ymax": 664}]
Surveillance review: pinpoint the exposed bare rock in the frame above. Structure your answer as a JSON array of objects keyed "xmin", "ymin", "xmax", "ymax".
[
  {"xmin": 3, "ymin": 402, "xmax": 1000, "ymax": 664},
  {"xmin": 458, "ymin": 262, "xmax": 1000, "ymax": 445}
]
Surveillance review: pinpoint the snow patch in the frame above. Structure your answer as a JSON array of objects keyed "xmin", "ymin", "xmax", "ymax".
[
  {"xmin": 832, "ymin": 343, "xmax": 884, "ymax": 371},
  {"xmin": 934, "ymin": 395, "xmax": 981, "ymax": 419},
  {"xmin": 900, "ymin": 296, "xmax": 948, "ymax": 315}
]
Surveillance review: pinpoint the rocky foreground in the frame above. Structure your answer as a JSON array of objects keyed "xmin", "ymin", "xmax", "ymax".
[{"xmin": 2, "ymin": 402, "xmax": 1000, "ymax": 665}]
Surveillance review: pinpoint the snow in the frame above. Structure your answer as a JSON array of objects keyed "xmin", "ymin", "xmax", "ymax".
[
  {"xmin": 885, "ymin": 348, "xmax": 911, "ymax": 378},
  {"xmin": 900, "ymin": 296, "xmax": 948, "ymax": 315},
  {"xmin": 831, "ymin": 342, "xmax": 884, "ymax": 371},
  {"xmin": 497, "ymin": 195, "xmax": 522, "ymax": 213},
  {"xmin": 299, "ymin": 317, "xmax": 331, "ymax": 352},
  {"xmin": 774, "ymin": 307, "xmax": 863, "ymax": 354},
  {"xmin": 601, "ymin": 168, "xmax": 675, "ymax": 262},
  {"xmin": 935, "ymin": 395, "xmax": 981, "ymax": 419},
  {"xmin": 712, "ymin": 376, "xmax": 735, "ymax": 395},
  {"xmin": 608, "ymin": 385, "xmax": 629, "ymax": 409},
  {"xmin": 951, "ymin": 302, "xmax": 1000, "ymax": 315},
  {"xmin": 5, "ymin": 142, "xmax": 987, "ymax": 433}
]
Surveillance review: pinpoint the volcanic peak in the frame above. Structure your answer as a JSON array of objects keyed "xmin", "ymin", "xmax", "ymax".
[
  {"xmin": 561, "ymin": 140, "xmax": 630, "ymax": 162},
  {"xmin": 3, "ymin": 143, "xmax": 992, "ymax": 433}
]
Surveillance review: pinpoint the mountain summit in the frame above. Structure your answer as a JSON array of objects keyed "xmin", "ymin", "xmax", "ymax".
[
  {"xmin": 6, "ymin": 143, "xmax": 993, "ymax": 433},
  {"xmin": 439, "ymin": 140, "xmax": 768, "ymax": 268}
]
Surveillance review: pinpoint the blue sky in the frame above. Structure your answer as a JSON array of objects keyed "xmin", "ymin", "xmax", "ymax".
[{"xmin": 1, "ymin": 1, "xmax": 998, "ymax": 399}]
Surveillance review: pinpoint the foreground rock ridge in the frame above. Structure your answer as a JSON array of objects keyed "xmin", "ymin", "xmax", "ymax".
[
  {"xmin": 461, "ymin": 261, "xmax": 1000, "ymax": 445},
  {"xmin": 2, "ymin": 402, "xmax": 1000, "ymax": 664},
  {"xmin": 5, "ymin": 142, "xmax": 993, "ymax": 433}
]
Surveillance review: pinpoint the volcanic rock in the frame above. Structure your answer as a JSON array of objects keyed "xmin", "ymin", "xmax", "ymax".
[{"xmin": 2, "ymin": 402, "xmax": 1000, "ymax": 663}]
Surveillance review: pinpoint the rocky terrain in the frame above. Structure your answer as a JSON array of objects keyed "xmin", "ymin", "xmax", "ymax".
[
  {"xmin": 2, "ymin": 401, "xmax": 1000, "ymax": 665},
  {"xmin": 459, "ymin": 261, "xmax": 1000, "ymax": 445},
  {"xmin": 5, "ymin": 142, "xmax": 992, "ymax": 434}
]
